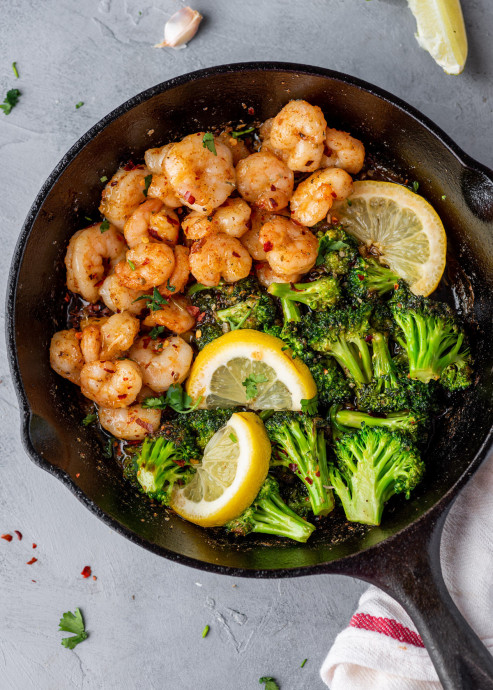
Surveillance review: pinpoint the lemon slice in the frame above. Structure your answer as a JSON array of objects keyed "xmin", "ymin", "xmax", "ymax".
[
  {"xmin": 170, "ymin": 411, "xmax": 270, "ymax": 527},
  {"xmin": 408, "ymin": 0, "xmax": 467, "ymax": 75},
  {"xmin": 186, "ymin": 329, "xmax": 316, "ymax": 410},
  {"xmin": 333, "ymin": 180, "xmax": 446, "ymax": 296}
]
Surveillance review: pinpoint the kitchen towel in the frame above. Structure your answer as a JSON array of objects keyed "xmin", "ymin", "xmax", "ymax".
[{"xmin": 320, "ymin": 451, "xmax": 493, "ymax": 689}]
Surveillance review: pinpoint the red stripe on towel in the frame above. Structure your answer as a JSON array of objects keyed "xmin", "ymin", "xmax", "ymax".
[{"xmin": 350, "ymin": 613, "xmax": 425, "ymax": 648}]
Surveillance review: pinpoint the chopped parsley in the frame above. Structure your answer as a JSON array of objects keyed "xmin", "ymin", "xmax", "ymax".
[
  {"xmin": 408, "ymin": 180, "xmax": 419, "ymax": 193},
  {"xmin": 347, "ymin": 199, "xmax": 352, "ymax": 206},
  {"xmin": 316, "ymin": 234, "xmax": 349, "ymax": 266},
  {"xmin": 132, "ymin": 287, "xmax": 168, "ymax": 311},
  {"xmin": 149, "ymin": 325, "xmax": 165, "ymax": 339},
  {"xmin": 142, "ymin": 383, "xmax": 202, "ymax": 414},
  {"xmin": 165, "ymin": 279, "xmax": 176, "ymax": 293},
  {"xmin": 301, "ymin": 394, "xmax": 318, "ymax": 415},
  {"xmin": 231, "ymin": 126, "xmax": 255, "ymax": 138},
  {"xmin": 229, "ymin": 433, "xmax": 238, "ymax": 444},
  {"xmin": 1, "ymin": 88, "xmax": 21, "ymax": 115},
  {"xmin": 100, "ymin": 175, "xmax": 108, "ymax": 183},
  {"xmin": 103, "ymin": 438, "xmax": 114, "ymax": 458},
  {"xmin": 100, "ymin": 219, "xmax": 110, "ymax": 233},
  {"xmin": 12, "ymin": 62, "xmax": 19, "ymax": 79},
  {"xmin": 259, "ymin": 678, "xmax": 279, "ymax": 690},
  {"xmin": 82, "ymin": 412, "xmax": 97, "ymax": 426},
  {"xmin": 143, "ymin": 174, "xmax": 152, "ymax": 196},
  {"xmin": 300, "ymin": 658, "xmax": 308, "ymax": 668},
  {"xmin": 202, "ymin": 625, "xmax": 210, "ymax": 638},
  {"xmin": 59, "ymin": 608, "xmax": 88, "ymax": 649},
  {"xmin": 75, "ymin": 101, "xmax": 84, "ymax": 109},
  {"xmin": 127, "ymin": 260, "xmax": 136, "ymax": 271},
  {"xmin": 242, "ymin": 373, "xmax": 268, "ymax": 400},
  {"xmin": 202, "ymin": 132, "xmax": 217, "ymax": 156},
  {"xmin": 441, "ymin": 194, "xmax": 447, "ymax": 201}
]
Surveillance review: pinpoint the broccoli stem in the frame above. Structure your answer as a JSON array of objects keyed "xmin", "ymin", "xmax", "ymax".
[
  {"xmin": 328, "ymin": 337, "xmax": 373, "ymax": 385},
  {"xmin": 249, "ymin": 492, "xmax": 315, "ymax": 542},
  {"xmin": 371, "ymin": 332, "xmax": 398, "ymax": 386},
  {"xmin": 335, "ymin": 409, "xmax": 417, "ymax": 434},
  {"xmin": 281, "ymin": 298, "xmax": 301, "ymax": 324}
]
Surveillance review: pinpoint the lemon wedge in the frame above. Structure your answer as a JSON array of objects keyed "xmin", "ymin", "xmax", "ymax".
[
  {"xmin": 408, "ymin": 0, "xmax": 468, "ymax": 75},
  {"xmin": 186, "ymin": 329, "xmax": 317, "ymax": 410},
  {"xmin": 333, "ymin": 180, "xmax": 446, "ymax": 297},
  {"xmin": 170, "ymin": 411, "xmax": 270, "ymax": 527}
]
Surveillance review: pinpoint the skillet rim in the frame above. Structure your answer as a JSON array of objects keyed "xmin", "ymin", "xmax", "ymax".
[{"xmin": 6, "ymin": 61, "xmax": 493, "ymax": 577}]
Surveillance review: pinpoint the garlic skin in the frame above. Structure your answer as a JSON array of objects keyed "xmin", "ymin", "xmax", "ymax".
[{"xmin": 155, "ymin": 7, "xmax": 203, "ymax": 49}]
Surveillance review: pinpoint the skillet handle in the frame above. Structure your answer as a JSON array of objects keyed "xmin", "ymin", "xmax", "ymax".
[{"xmin": 359, "ymin": 509, "xmax": 493, "ymax": 689}]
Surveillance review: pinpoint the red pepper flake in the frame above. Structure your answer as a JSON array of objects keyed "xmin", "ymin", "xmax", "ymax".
[
  {"xmin": 305, "ymin": 160, "xmax": 314, "ymax": 167},
  {"xmin": 186, "ymin": 305, "xmax": 200, "ymax": 317},
  {"xmin": 14, "ymin": 530, "xmax": 22, "ymax": 540},
  {"xmin": 81, "ymin": 565, "xmax": 92, "ymax": 578},
  {"xmin": 148, "ymin": 227, "xmax": 162, "ymax": 241},
  {"xmin": 324, "ymin": 145, "xmax": 333, "ymax": 157},
  {"xmin": 123, "ymin": 160, "xmax": 137, "ymax": 171},
  {"xmin": 1, "ymin": 534, "xmax": 12, "ymax": 542},
  {"xmin": 173, "ymin": 459, "xmax": 186, "ymax": 467},
  {"xmin": 93, "ymin": 575, "xmax": 97, "ymax": 581},
  {"xmin": 315, "ymin": 471, "xmax": 321, "ymax": 477},
  {"xmin": 168, "ymin": 216, "xmax": 179, "ymax": 226},
  {"xmin": 247, "ymin": 107, "xmax": 254, "ymax": 115},
  {"xmin": 269, "ymin": 198, "xmax": 278, "ymax": 208},
  {"xmin": 32, "ymin": 543, "xmax": 37, "ymax": 549},
  {"xmin": 26, "ymin": 557, "xmax": 37, "ymax": 565},
  {"xmin": 305, "ymin": 477, "xmax": 313, "ymax": 485},
  {"xmin": 103, "ymin": 367, "xmax": 115, "ymax": 373},
  {"xmin": 64, "ymin": 292, "xmax": 71, "ymax": 303},
  {"xmin": 135, "ymin": 418, "xmax": 153, "ymax": 432},
  {"xmin": 142, "ymin": 336, "xmax": 151, "ymax": 349},
  {"xmin": 75, "ymin": 473, "xmax": 80, "ymax": 478},
  {"xmin": 118, "ymin": 394, "xmax": 128, "ymax": 400},
  {"xmin": 197, "ymin": 311, "xmax": 206, "ymax": 323},
  {"xmin": 288, "ymin": 463, "xmax": 298, "ymax": 473},
  {"xmin": 331, "ymin": 191, "xmax": 337, "ymax": 199},
  {"xmin": 141, "ymin": 258, "xmax": 150, "ymax": 266},
  {"xmin": 357, "ymin": 274, "xmax": 365, "ymax": 281},
  {"xmin": 183, "ymin": 191, "xmax": 196, "ymax": 204},
  {"xmin": 263, "ymin": 241, "xmax": 273, "ymax": 252},
  {"xmin": 232, "ymin": 251, "xmax": 240, "ymax": 258},
  {"xmin": 270, "ymin": 184, "xmax": 277, "ymax": 191},
  {"xmin": 31, "ymin": 580, "xmax": 36, "ymax": 583},
  {"xmin": 94, "ymin": 278, "xmax": 105, "ymax": 288},
  {"xmin": 364, "ymin": 334, "xmax": 373, "ymax": 343}
]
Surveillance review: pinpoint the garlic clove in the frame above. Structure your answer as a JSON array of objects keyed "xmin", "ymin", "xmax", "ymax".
[{"xmin": 154, "ymin": 6, "xmax": 203, "ymax": 49}]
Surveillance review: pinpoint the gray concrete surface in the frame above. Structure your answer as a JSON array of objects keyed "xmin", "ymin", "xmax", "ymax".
[{"xmin": 0, "ymin": 1, "xmax": 492, "ymax": 688}]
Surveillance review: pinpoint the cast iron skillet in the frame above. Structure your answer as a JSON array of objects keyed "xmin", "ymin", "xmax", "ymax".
[{"xmin": 6, "ymin": 63, "xmax": 493, "ymax": 688}]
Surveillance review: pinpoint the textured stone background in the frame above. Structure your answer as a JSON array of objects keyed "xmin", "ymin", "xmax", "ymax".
[{"xmin": 0, "ymin": 1, "xmax": 492, "ymax": 688}]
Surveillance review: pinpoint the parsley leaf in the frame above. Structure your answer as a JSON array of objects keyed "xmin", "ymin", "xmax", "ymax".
[
  {"xmin": 229, "ymin": 433, "xmax": 238, "ymax": 443},
  {"xmin": 12, "ymin": 62, "xmax": 19, "ymax": 79},
  {"xmin": 231, "ymin": 126, "xmax": 255, "ymax": 138},
  {"xmin": 100, "ymin": 219, "xmax": 110, "ymax": 233},
  {"xmin": 103, "ymin": 438, "xmax": 114, "ymax": 458},
  {"xmin": 59, "ymin": 608, "xmax": 88, "ymax": 649},
  {"xmin": 132, "ymin": 287, "xmax": 168, "ymax": 311},
  {"xmin": 75, "ymin": 101, "xmax": 84, "ymax": 109},
  {"xmin": 315, "ymin": 236, "xmax": 349, "ymax": 266},
  {"xmin": 100, "ymin": 175, "xmax": 108, "ymax": 183},
  {"xmin": 259, "ymin": 678, "xmax": 279, "ymax": 690},
  {"xmin": 143, "ymin": 174, "xmax": 152, "ymax": 196},
  {"xmin": 408, "ymin": 180, "xmax": 419, "ymax": 193},
  {"xmin": 149, "ymin": 325, "xmax": 165, "ymax": 339},
  {"xmin": 301, "ymin": 658, "xmax": 308, "ymax": 668},
  {"xmin": 142, "ymin": 384, "xmax": 202, "ymax": 414},
  {"xmin": 301, "ymin": 394, "xmax": 318, "ymax": 415},
  {"xmin": 0, "ymin": 89, "xmax": 21, "ymax": 115},
  {"xmin": 128, "ymin": 259, "xmax": 136, "ymax": 271},
  {"xmin": 202, "ymin": 624, "xmax": 210, "ymax": 638},
  {"xmin": 202, "ymin": 132, "xmax": 217, "ymax": 156},
  {"xmin": 242, "ymin": 373, "xmax": 268, "ymax": 400},
  {"xmin": 166, "ymin": 278, "xmax": 176, "ymax": 293},
  {"xmin": 82, "ymin": 412, "xmax": 97, "ymax": 426}
]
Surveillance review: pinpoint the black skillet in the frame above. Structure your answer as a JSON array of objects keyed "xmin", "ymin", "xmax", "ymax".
[{"xmin": 6, "ymin": 63, "xmax": 493, "ymax": 689}]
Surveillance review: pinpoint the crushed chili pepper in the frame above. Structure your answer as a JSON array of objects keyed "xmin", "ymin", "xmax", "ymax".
[
  {"xmin": 305, "ymin": 477, "xmax": 313, "ymax": 485},
  {"xmin": 14, "ymin": 530, "xmax": 22, "ymax": 540},
  {"xmin": 247, "ymin": 107, "xmax": 254, "ymax": 115},
  {"xmin": 93, "ymin": 575, "xmax": 97, "ymax": 581},
  {"xmin": 26, "ymin": 557, "xmax": 37, "ymax": 565},
  {"xmin": 1, "ymin": 534, "xmax": 13, "ymax": 542},
  {"xmin": 32, "ymin": 543, "xmax": 37, "ymax": 549},
  {"xmin": 183, "ymin": 191, "xmax": 196, "ymax": 204},
  {"xmin": 263, "ymin": 241, "xmax": 273, "ymax": 252},
  {"xmin": 76, "ymin": 473, "xmax": 80, "ymax": 478},
  {"xmin": 81, "ymin": 566, "xmax": 92, "ymax": 578},
  {"xmin": 288, "ymin": 463, "xmax": 298, "ymax": 473}
]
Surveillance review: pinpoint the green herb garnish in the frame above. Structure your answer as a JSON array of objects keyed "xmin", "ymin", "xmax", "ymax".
[
  {"xmin": 82, "ymin": 413, "xmax": 97, "ymax": 427},
  {"xmin": 259, "ymin": 678, "xmax": 279, "ymax": 690},
  {"xmin": 166, "ymin": 279, "xmax": 176, "ymax": 293},
  {"xmin": 100, "ymin": 175, "xmax": 108, "ymax": 183},
  {"xmin": 12, "ymin": 62, "xmax": 19, "ymax": 79},
  {"xmin": 142, "ymin": 383, "xmax": 202, "ymax": 414},
  {"xmin": 103, "ymin": 438, "xmax": 114, "ymax": 458},
  {"xmin": 149, "ymin": 325, "xmax": 165, "ymax": 339},
  {"xmin": 242, "ymin": 373, "xmax": 268, "ymax": 400},
  {"xmin": 315, "ymin": 235, "xmax": 349, "ymax": 266},
  {"xmin": 1, "ymin": 89, "xmax": 21, "ymax": 115},
  {"xmin": 229, "ymin": 433, "xmax": 238, "ymax": 443},
  {"xmin": 132, "ymin": 287, "xmax": 168, "ymax": 311},
  {"xmin": 202, "ymin": 132, "xmax": 217, "ymax": 156},
  {"xmin": 143, "ymin": 174, "xmax": 152, "ymax": 196},
  {"xmin": 75, "ymin": 101, "xmax": 84, "ymax": 109},
  {"xmin": 202, "ymin": 625, "xmax": 210, "ymax": 638},
  {"xmin": 128, "ymin": 260, "xmax": 136, "ymax": 271},
  {"xmin": 59, "ymin": 608, "xmax": 88, "ymax": 649},
  {"xmin": 300, "ymin": 659, "xmax": 307, "ymax": 668},
  {"xmin": 301, "ymin": 394, "xmax": 318, "ymax": 415},
  {"xmin": 231, "ymin": 126, "xmax": 255, "ymax": 138},
  {"xmin": 100, "ymin": 219, "xmax": 110, "ymax": 233}
]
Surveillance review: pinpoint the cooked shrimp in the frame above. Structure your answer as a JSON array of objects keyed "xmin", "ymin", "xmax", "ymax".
[
  {"xmin": 259, "ymin": 118, "xmax": 289, "ymax": 162},
  {"xmin": 255, "ymin": 261, "xmax": 302, "ymax": 288},
  {"xmin": 129, "ymin": 335, "xmax": 193, "ymax": 393},
  {"xmin": 49, "ymin": 330, "xmax": 85, "ymax": 385},
  {"xmin": 115, "ymin": 242, "xmax": 175, "ymax": 291},
  {"xmin": 164, "ymin": 133, "xmax": 236, "ymax": 214},
  {"xmin": 241, "ymin": 208, "xmax": 280, "ymax": 261},
  {"xmin": 99, "ymin": 166, "xmax": 150, "ymax": 229},
  {"xmin": 80, "ymin": 359, "xmax": 143, "ymax": 408},
  {"xmin": 98, "ymin": 389, "xmax": 161, "ymax": 440},
  {"xmin": 290, "ymin": 168, "xmax": 353, "ymax": 226},
  {"xmin": 270, "ymin": 100, "xmax": 327, "ymax": 172},
  {"xmin": 189, "ymin": 233, "xmax": 252, "ymax": 286},
  {"xmin": 82, "ymin": 311, "xmax": 140, "ymax": 363},
  {"xmin": 148, "ymin": 206, "xmax": 180, "ymax": 245},
  {"xmin": 181, "ymin": 211, "xmax": 215, "ymax": 241},
  {"xmin": 124, "ymin": 198, "xmax": 180, "ymax": 247},
  {"xmin": 99, "ymin": 271, "xmax": 146, "ymax": 314},
  {"xmin": 143, "ymin": 295, "xmax": 196, "ymax": 334},
  {"xmin": 217, "ymin": 131, "xmax": 250, "ymax": 166},
  {"xmin": 183, "ymin": 198, "xmax": 251, "ymax": 241},
  {"xmin": 144, "ymin": 144, "xmax": 182, "ymax": 208},
  {"xmin": 259, "ymin": 217, "xmax": 318, "ymax": 276},
  {"xmin": 158, "ymin": 245, "xmax": 190, "ymax": 296},
  {"xmin": 322, "ymin": 128, "xmax": 365, "ymax": 174},
  {"xmin": 236, "ymin": 152, "xmax": 294, "ymax": 212},
  {"xmin": 65, "ymin": 223, "xmax": 126, "ymax": 302}
]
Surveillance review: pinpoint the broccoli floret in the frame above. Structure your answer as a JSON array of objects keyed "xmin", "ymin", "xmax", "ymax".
[
  {"xmin": 329, "ymin": 427, "xmax": 424, "ymax": 525},
  {"xmin": 304, "ymin": 303, "xmax": 373, "ymax": 385},
  {"xmin": 332, "ymin": 406, "xmax": 425, "ymax": 442},
  {"xmin": 315, "ymin": 224, "xmax": 359, "ymax": 276},
  {"xmin": 225, "ymin": 476, "xmax": 315, "ymax": 542},
  {"xmin": 306, "ymin": 355, "xmax": 353, "ymax": 407},
  {"xmin": 134, "ymin": 436, "xmax": 196, "ymax": 505},
  {"xmin": 194, "ymin": 320, "xmax": 224, "ymax": 350},
  {"xmin": 280, "ymin": 481, "xmax": 313, "ymax": 518},
  {"xmin": 356, "ymin": 332, "xmax": 437, "ymax": 415},
  {"xmin": 186, "ymin": 409, "xmax": 236, "ymax": 450},
  {"xmin": 216, "ymin": 292, "xmax": 277, "ymax": 330},
  {"xmin": 265, "ymin": 412, "xmax": 334, "ymax": 516},
  {"xmin": 391, "ymin": 287, "xmax": 472, "ymax": 386},
  {"xmin": 268, "ymin": 276, "xmax": 341, "ymax": 322},
  {"xmin": 440, "ymin": 359, "xmax": 474, "ymax": 391},
  {"xmin": 346, "ymin": 256, "xmax": 401, "ymax": 300}
]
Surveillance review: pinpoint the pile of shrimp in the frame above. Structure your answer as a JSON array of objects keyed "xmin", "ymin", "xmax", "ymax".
[{"xmin": 50, "ymin": 99, "xmax": 365, "ymax": 442}]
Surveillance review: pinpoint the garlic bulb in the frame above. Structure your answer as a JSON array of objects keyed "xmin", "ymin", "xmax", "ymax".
[{"xmin": 154, "ymin": 7, "xmax": 203, "ymax": 49}]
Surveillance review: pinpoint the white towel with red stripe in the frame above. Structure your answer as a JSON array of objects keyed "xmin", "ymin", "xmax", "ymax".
[{"xmin": 320, "ymin": 451, "xmax": 493, "ymax": 689}]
